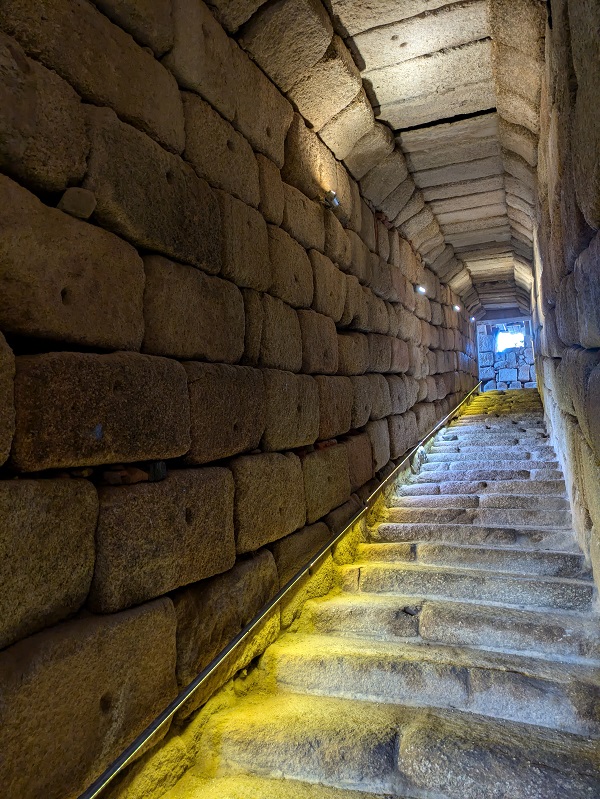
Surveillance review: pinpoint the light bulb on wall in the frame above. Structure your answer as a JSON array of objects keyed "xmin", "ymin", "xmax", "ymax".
[
  {"xmin": 323, "ymin": 189, "xmax": 340, "ymax": 209},
  {"xmin": 453, "ymin": 305, "xmax": 461, "ymax": 311},
  {"xmin": 470, "ymin": 316, "xmax": 476, "ymax": 322},
  {"xmin": 416, "ymin": 285, "xmax": 426, "ymax": 294}
]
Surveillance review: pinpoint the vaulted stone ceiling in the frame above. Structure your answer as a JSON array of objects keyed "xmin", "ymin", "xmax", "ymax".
[{"xmin": 326, "ymin": 0, "xmax": 545, "ymax": 317}]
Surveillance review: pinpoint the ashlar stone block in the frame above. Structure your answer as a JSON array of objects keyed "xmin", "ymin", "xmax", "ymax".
[
  {"xmin": 311, "ymin": 250, "xmax": 347, "ymax": 322},
  {"xmin": 324, "ymin": 209, "xmax": 352, "ymax": 269},
  {"xmin": 268, "ymin": 225, "xmax": 314, "ymax": 308},
  {"xmin": 282, "ymin": 183, "xmax": 326, "ymax": 252},
  {"xmin": 388, "ymin": 414, "xmax": 409, "ymax": 459},
  {"xmin": 92, "ymin": 0, "xmax": 173, "ymax": 55},
  {"xmin": 0, "ymin": 333, "xmax": 15, "ymax": 466},
  {"xmin": 367, "ymin": 373, "xmax": 393, "ymax": 420},
  {"xmin": 89, "ymin": 468, "xmax": 235, "ymax": 613},
  {"xmin": 270, "ymin": 522, "xmax": 332, "ymax": 586},
  {"xmin": 337, "ymin": 332, "xmax": 369, "ymax": 376},
  {"xmin": 260, "ymin": 294, "xmax": 303, "ymax": 372},
  {"xmin": 257, "ymin": 154, "xmax": 285, "ymax": 226},
  {"xmin": 302, "ymin": 444, "xmax": 351, "ymax": 523},
  {"xmin": 342, "ymin": 432, "xmax": 374, "ymax": 491},
  {"xmin": 350, "ymin": 375, "xmax": 373, "ymax": 429},
  {"xmin": 574, "ymin": 232, "xmax": 600, "ymax": 348},
  {"xmin": 282, "ymin": 113, "xmax": 337, "ymax": 203},
  {"xmin": 217, "ymin": 190, "xmax": 272, "ymax": 290},
  {"xmin": 316, "ymin": 375, "xmax": 353, "ymax": 439},
  {"xmin": 360, "ymin": 148, "xmax": 409, "ymax": 207},
  {"xmin": 298, "ymin": 309, "xmax": 339, "ymax": 374},
  {"xmin": 366, "ymin": 419, "xmax": 391, "ymax": 471},
  {"xmin": 319, "ymin": 89, "xmax": 374, "ymax": 160},
  {"xmin": 12, "ymin": 352, "xmax": 191, "ymax": 472},
  {"xmin": 344, "ymin": 122, "xmax": 395, "ymax": 181},
  {"xmin": 262, "ymin": 370, "xmax": 319, "ymax": 451},
  {"xmin": 185, "ymin": 362, "xmax": 265, "ymax": 465}
]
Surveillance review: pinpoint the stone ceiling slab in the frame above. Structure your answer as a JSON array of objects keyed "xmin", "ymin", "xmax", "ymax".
[{"xmin": 325, "ymin": 0, "xmax": 465, "ymax": 37}]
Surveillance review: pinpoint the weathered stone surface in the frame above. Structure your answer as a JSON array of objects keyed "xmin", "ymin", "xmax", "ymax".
[
  {"xmin": 0, "ymin": 31, "xmax": 88, "ymax": 192},
  {"xmin": 381, "ymin": 177, "xmax": 416, "ymax": 222},
  {"xmin": 366, "ymin": 418, "xmax": 391, "ymax": 471},
  {"xmin": 0, "ymin": 599, "xmax": 177, "ymax": 799},
  {"xmin": 282, "ymin": 113, "xmax": 338, "ymax": 202},
  {"xmin": 367, "ymin": 373, "xmax": 393, "ymax": 419},
  {"xmin": 319, "ymin": 89, "xmax": 374, "ymax": 160},
  {"xmin": 270, "ymin": 522, "xmax": 331, "ymax": 586},
  {"xmin": 142, "ymin": 255, "xmax": 244, "ymax": 362},
  {"xmin": 344, "ymin": 229, "xmax": 370, "ymax": 284},
  {"xmin": 1, "ymin": 0, "xmax": 184, "ymax": 152},
  {"xmin": 206, "ymin": 0, "xmax": 266, "ymax": 33},
  {"xmin": 185, "ymin": 362, "xmax": 265, "ymax": 465},
  {"xmin": 12, "ymin": 352, "xmax": 190, "ymax": 472},
  {"xmin": 337, "ymin": 332, "xmax": 370, "ymax": 376},
  {"xmin": 260, "ymin": 294, "xmax": 303, "ymax": 372},
  {"xmin": 239, "ymin": 0, "xmax": 333, "ymax": 92},
  {"xmin": 387, "ymin": 375, "xmax": 408, "ymax": 414},
  {"xmin": 57, "ymin": 187, "xmax": 97, "ymax": 220},
  {"xmin": 0, "ymin": 479, "xmax": 97, "ymax": 649},
  {"xmin": 84, "ymin": 108, "xmax": 221, "ymax": 274},
  {"xmin": 183, "ymin": 93, "xmax": 260, "ymax": 207},
  {"xmin": 388, "ymin": 413, "xmax": 412, "ymax": 459},
  {"xmin": 217, "ymin": 190, "xmax": 271, "ymax": 290},
  {"xmin": 298, "ymin": 310, "xmax": 339, "ymax": 374},
  {"xmin": 89, "ymin": 469, "xmax": 235, "ymax": 613},
  {"xmin": 257, "ymin": 154, "xmax": 285, "ymax": 226},
  {"xmin": 262, "ymin": 370, "xmax": 319, "ymax": 451},
  {"xmin": 360, "ymin": 149, "xmax": 409, "ymax": 207},
  {"xmin": 365, "ymin": 289, "xmax": 392, "ymax": 334},
  {"xmin": 0, "ymin": 175, "xmax": 144, "ymax": 351},
  {"xmin": 92, "ymin": 0, "xmax": 173, "ymax": 54},
  {"xmin": 344, "ymin": 122, "xmax": 395, "ymax": 181},
  {"xmin": 574, "ymin": 233, "xmax": 600, "ymax": 348},
  {"xmin": 302, "ymin": 444, "xmax": 351, "ymax": 523},
  {"xmin": 350, "ymin": 375, "xmax": 373, "ymax": 428},
  {"xmin": 342, "ymin": 432, "xmax": 374, "ymax": 491},
  {"xmin": 367, "ymin": 333, "xmax": 392, "ymax": 373},
  {"xmin": 282, "ymin": 183, "xmax": 326, "ymax": 252},
  {"xmin": 316, "ymin": 376, "xmax": 353, "ymax": 439},
  {"xmin": 311, "ymin": 250, "xmax": 347, "ymax": 322},
  {"xmin": 556, "ymin": 272, "xmax": 580, "ymax": 347},
  {"xmin": 324, "ymin": 209, "xmax": 352, "ymax": 269},
  {"xmin": 340, "ymin": 274, "xmax": 369, "ymax": 330},
  {"xmin": 288, "ymin": 35, "xmax": 361, "ymax": 131},
  {"xmin": 269, "ymin": 226, "xmax": 314, "ymax": 308},
  {"xmin": 241, "ymin": 289, "xmax": 263, "ymax": 366},
  {"xmin": 231, "ymin": 452, "xmax": 306, "ymax": 552},
  {"xmin": 0, "ymin": 334, "xmax": 14, "ymax": 466}
]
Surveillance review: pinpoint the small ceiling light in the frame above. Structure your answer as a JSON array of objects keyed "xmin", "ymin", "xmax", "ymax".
[
  {"xmin": 323, "ymin": 189, "xmax": 340, "ymax": 209},
  {"xmin": 470, "ymin": 316, "xmax": 476, "ymax": 322},
  {"xmin": 453, "ymin": 304, "xmax": 461, "ymax": 311},
  {"xmin": 417, "ymin": 285, "xmax": 426, "ymax": 294}
]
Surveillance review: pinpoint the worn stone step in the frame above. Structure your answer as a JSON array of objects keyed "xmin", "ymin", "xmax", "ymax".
[
  {"xmin": 342, "ymin": 562, "xmax": 594, "ymax": 611},
  {"xmin": 302, "ymin": 594, "xmax": 600, "ymax": 663},
  {"xmin": 261, "ymin": 634, "xmax": 600, "ymax": 736},
  {"xmin": 412, "ymin": 467, "xmax": 563, "ymax": 482},
  {"xmin": 437, "ymin": 432, "xmax": 550, "ymax": 444},
  {"xmin": 357, "ymin": 542, "xmax": 589, "ymax": 578},
  {"xmin": 397, "ymin": 478, "xmax": 566, "ymax": 496},
  {"xmin": 421, "ymin": 459, "xmax": 559, "ymax": 472},
  {"xmin": 385, "ymin": 506, "xmax": 572, "ymax": 528},
  {"xmin": 430, "ymin": 444, "xmax": 556, "ymax": 458},
  {"xmin": 194, "ymin": 692, "xmax": 600, "ymax": 799},
  {"xmin": 390, "ymin": 493, "xmax": 570, "ymax": 511},
  {"xmin": 373, "ymin": 522, "xmax": 576, "ymax": 550}
]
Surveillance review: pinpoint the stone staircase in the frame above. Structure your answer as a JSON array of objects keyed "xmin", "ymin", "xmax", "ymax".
[{"xmin": 163, "ymin": 390, "xmax": 600, "ymax": 799}]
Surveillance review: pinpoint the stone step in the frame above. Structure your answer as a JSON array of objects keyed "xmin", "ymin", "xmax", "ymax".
[
  {"xmin": 397, "ymin": 478, "xmax": 566, "ymax": 496},
  {"xmin": 412, "ymin": 467, "xmax": 563, "ymax": 482},
  {"xmin": 430, "ymin": 444, "xmax": 556, "ymax": 458},
  {"xmin": 302, "ymin": 594, "xmax": 600, "ymax": 662},
  {"xmin": 390, "ymin": 493, "xmax": 571, "ymax": 510},
  {"xmin": 163, "ymin": 773, "xmax": 395, "ymax": 799},
  {"xmin": 341, "ymin": 562, "xmax": 594, "ymax": 611},
  {"xmin": 421, "ymin": 459, "xmax": 559, "ymax": 472},
  {"xmin": 438, "ymin": 432, "xmax": 550, "ymax": 444},
  {"xmin": 385, "ymin": 506, "xmax": 572, "ymax": 528},
  {"xmin": 261, "ymin": 634, "xmax": 600, "ymax": 736},
  {"xmin": 357, "ymin": 542, "xmax": 589, "ymax": 578},
  {"xmin": 194, "ymin": 692, "xmax": 600, "ymax": 799},
  {"xmin": 373, "ymin": 522, "xmax": 576, "ymax": 550}
]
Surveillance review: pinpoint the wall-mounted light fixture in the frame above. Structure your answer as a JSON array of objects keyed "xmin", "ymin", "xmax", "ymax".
[
  {"xmin": 323, "ymin": 189, "xmax": 340, "ymax": 210},
  {"xmin": 470, "ymin": 316, "xmax": 476, "ymax": 322},
  {"xmin": 416, "ymin": 285, "xmax": 427, "ymax": 294},
  {"xmin": 453, "ymin": 304, "xmax": 461, "ymax": 311}
]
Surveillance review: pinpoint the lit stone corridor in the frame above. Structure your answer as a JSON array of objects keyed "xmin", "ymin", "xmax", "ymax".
[{"xmin": 150, "ymin": 390, "xmax": 599, "ymax": 798}]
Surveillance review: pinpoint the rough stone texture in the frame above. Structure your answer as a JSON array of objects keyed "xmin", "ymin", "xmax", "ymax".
[
  {"xmin": 367, "ymin": 373, "xmax": 393, "ymax": 419},
  {"xmin": 84, "ymin": 108, "xmax": 221, "ymax": 274},
  {"xmin": 257, "ymin": 154, "xmax": 285, "ymax": 226},
  {"xmin": 260, "ymin": 294, "xmax": 303, "ymax": 372},
  {"xmin": 350, "ymin": 375, "xmax": 374, "ymax": 429},
  {"xmin": 302, "ymin": 444, "xmax": 351, "ymax": 523},
  {"xmin": 0, "ymin": 175, "xmax": 144, "ymax": 351},
  {"xmin": 239, "ymin": 0, "xmax": 333, "ymax": 92},
  {"xmin": 0, "ymin": 0, "xmax": 184, "ymax": 152},
  {"xmin": 0, "ymin": 333, "xmax": 14, "ymax": 466},
  {"xmin": 262, "ymin": 370, "xmax": 319, "ymax": 451},
  {"xmin": 217, "ymin": 190, "xmax": 271, "ymax": 290},
  {"xmin": 0, "ymin": 479, "xmax": 97, "ymax": 650},
  {"xmin": 360, "ymin": 149, "xmax": 409, "ymax": 207},
  {"xmin": 57, "ymin": 187, "xmax": 97, "ymax": 220},
  {"xmin": 319, "ymin": 89, "xmax": 374, "ymax": 160},
  {"xmin": 324, "ymin": 209, "xmax": 352, "ymax": 269},
  {"xmin": 89, "ymin": 468, "xmax": 235, "ymax": 613},
  {"xmin": 367, "ymin": 333, "xmax": 392, "ymax": 373},
  {"xmin": 183, "ymin": 93, "xmax": 260, "ymax": 207},
  {"xmin": 12, "ymin": 352, "xmax": 190, "ymax": 472},
  {"xmin": 268, "ymin": 226, "xmax": 314, "ymax": 308},
  {"xmin": 185, "ymin": 362, "xmax": 265, "ymax": 465},
  {"xmin": 0, "ymin": 31, "xmax": 88, "ymax": 192},
  {"xmin": 343, "ymin": 431, "xmax": 374, "ymax": 491},
  {"xmin": 92, "ymin": 0, "xmax": 173, "ymax": 54},
  {"xmin": 287, "ymin": 35, "xmax": 361, "ymax": 131},
  {"xmin": 0, "ymin": 598, "xmax": 177, "ymax": 799},
  {"xmin": 206, "ymin": 0, "xmax": 266, "ymax": 33},
  {"xmin": 556, "ymin": 273, "xmax": 580, "ymax": 347},
  {"xmin": 231, "ymin": 452, "xmax": 306, "ymax": 552},
  {"xmin": 298, "ymin": 310, "xmax": 339, "ymax": 374},
  {"xmin": 337, "ymin": 332, "xmax": 370, "ymax": 375},
  {"xmin": 311, "ymin": 250, "xmax": 347, "ymax": 322},
  {"xmin": 270, "ymin": 522, "xmax": 332, "ymax": 586},
  {"xmin": 142, "ymin": 255, "xmax": 244, "ymax": 363},
  {"xmin": 574, "ymin": 233, "xmax": 600, "ymax": 348},
  {"xmin": 366, "ymin": 418, "xmax": 391, "ymax": 471},
  {"xmin": 315, "ymin": 376, "xmax": 353, "ymax": 440},
  {"xmin": 282, "ymin": 183, "xmax": 326, "ymax": 252},
  {"xmin": 344, "ymin": 122, "xmax": 395, "ymax": 181},
  {"xmin": 388, "ymin": 414, "xmax": 410, "ymax": 459},
  {"xmin": 340, "ymin": 274, "xmax": 369, "ymax": 330},
  {"xmin": 282, "ymin": 113, "xmax": 338, "ymax": 202}
]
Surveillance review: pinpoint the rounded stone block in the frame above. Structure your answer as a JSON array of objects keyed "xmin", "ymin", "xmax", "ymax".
[
  {"xmin": 315, "ymin": 375, "xmax": 353, "ymax": 440},
  {"xmin": 262, "ymin": 369, "xmax": 320, "ymax": 451},
  {"xmin": 268, "ymin": 225, "xmax": 314, "ymax": 309},
  {"xmin": 298, "ymin": 309, "xmax": 339, "ymax": 374},
  {"xmin": 217, "ymin": 190, "xmax": 272, "ymax": 291},
  {"xmin": 302, "ymin": 444, "xmax": 351, "ymax": 524}
]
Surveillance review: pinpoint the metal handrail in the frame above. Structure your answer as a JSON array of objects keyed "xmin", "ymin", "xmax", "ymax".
[{"xmin": 78, "ymin": 380, "xmax": 482, "ymax": 799}]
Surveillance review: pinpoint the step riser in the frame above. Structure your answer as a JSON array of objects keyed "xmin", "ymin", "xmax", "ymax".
[
  {"xmin": 427, "ymin": 448, "xmax": 556, "ymax": 460},
  {"xmin": 386, "ymin": 508, "xmax": 572, "ymax": 528},
  {"xmin": 413, "ymin": 468, "xmax": 563, "ymax": 482},
  {"xmin": 374, "ymin": 523, "xmax": 575, "ymax": 550},
  {"xmin": 391, "ymin": 494, "xmax": 570, "ymax": 511},
  {"xmin": 396, "ymin": 479, "xmax": 567, "ymax": 496},
  {"xmin": 421, "ymin": 460, "xmax": 559, "ymax": 471}
]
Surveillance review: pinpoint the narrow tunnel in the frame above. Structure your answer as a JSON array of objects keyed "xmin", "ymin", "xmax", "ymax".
[{"xmin": 0, "ymin": 0, "xmax": 598, "ymax": 797}]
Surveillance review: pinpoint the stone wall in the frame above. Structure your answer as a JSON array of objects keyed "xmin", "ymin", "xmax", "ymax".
[
  {"xmin": 533, "ymin": 0, "xmax": 600, "ymax": 584},
  {"xmin": 478, "ymin": 323, "xmax": 537, "ymax": 391},
  {"xmin": 0, "ymin": 1, "xmax": 477, "ymax": 797}
]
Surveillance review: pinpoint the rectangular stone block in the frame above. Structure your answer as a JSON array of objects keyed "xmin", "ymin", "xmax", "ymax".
[
  {"xmin": 282, "ymin": 183, "xmax": 325, "ymax": 252},
  {"xmin": 386, "ymin": 375, "xmax": 409, "ymax": 414},
  {"xmin": 232, "ymin": 452, "xmax": 306, "ymax": 552},
  {"xmin": 498, "ymin": 368, "xmax": 518, "ymax": 382},
  {"xmin": 268, "ymin": 225, "xmax": 314, "ymax": 308},
  {"xmin": 93, "ymin": 0, "xmax": 173, "ymax": 55},
  {"xmin": 388, "ymin": 414, "xmax": 410, "ymax": 460},
  {"xmin": 84, "ymin": 108, "xmax": 221, "ymax": 274},
  {"xmin": 367, "ymin": 333, "xmax": 392, "ymax": 373},
  {"xmin": 0, "ymin": 31, "xmax": 88, "ymax": 192},
  {"xmin": 302, "ymin": 444, "xmax": 351, "ymax": 523},
  {"xmin": 360, "ymin": 148, "xmax": 409, "ymax": 206},
  {"xmin": 260, "ymin": 294, "xmax": 303, "ymax": 372},
  {"xmin": 364, "ymin": 290, "xmax": 391, "ymax": 334},
  {"xmin": 344, "ymin": 229, "xmax": 370, "ymax": 284},
  {"xmin": 89, "ymin": 468, "xmax": 235, "ymax": 613},
  {"xmin": 142, "ymin": 255, "xmax": 244, "ymax": 362},
  {"xmin": 270, "ymin": 522, "xmax": 332, "ymax": 586},
  {"xmin": 479, "ymin": 366, "xmax": 495, "ymax": 380},
  {"xmin": 217, "ymin": 190, "xmax": 272, "ymax": 290},
  {"xmin": 281, "ymin": 113, "xmax": 338, "ymax": 202},
  {"xmin": 324, "ymin": 208, "xmax": 352, "ymax": 270},
  {"xmin": 185, "ymin": 362, "xmax": 265, "ymax": 465},
  {"xmin": 262, "ymin": 370, "xmax": 319, "ymax": 451},
  {"xmin": 298, "ymin": 309, "xmax": 339, "ymax": 374},
  {"xmin": 0, "ymin": 479, "xmax": 97, "ymax": 650},
  {"xmin": 574, "ymin": 232, "xmax": 600, "ymax": 348},
  {"xmin": 366, "ymin": 418, "xmax": 391, "ymax": 471},
  {"xmin": 478, "ymin": 332, "xmax": 495, "ymax": 352},
  {"xmin": 315, "ymin": 375, "xmax": 353, "ymax": 440},
  {"xmin": 479, "ymin": 351, "xmax": 494, "ymax": 367},
  {"xmin": 12, "ymin": 353, "xmax": 190, "ymax": 472},
  {"xmin": 0, "ymin": 334, "xmax": 14, "ymax": 466},
  {"xmin": 337, "ymin": 332, "xmax": 369, "ymax": 375},
  {"xmin": 0, "ymin": 175, "xmax": 144, "ymax": 351},
  {"xmin": 319, "ymin": 88, "xmax": 374, "ymax": 160},
  {"xmin": 339, "ymin": 274, "xmax": 369, "ymax": 330},
  {"xmin": 367, "ymin": 373, "xmax": 393, "ymax": 419},
  {"xmin": 391, "ymin": 338, "xmax": 410, "ymax": 373},
  {"xmin": 0, "ymin": 598, "xmax": 177, "ymax": 799},
  {"xmin": 1, "ymin": 0, "xmax": 184, "ymax": 152},
  {"xmin": 257, "ymin": 154, "xmax": 285, "ymax": 225},
  {"xmin": 342, "ymin": 432, "xmax": 374, "ymax": 491},
  {"xmin": 183, "ymin": 92, "xmax": 260, "ymax": 207},
  {"xmin": 518, "ymin": 364, "xmax": 531, "ymax": 382},
  {"xmin": 350, "ymin": 375, "xmax": 373, "ymax": 428},
  {"xmin": 311, "ymin": 249, "xmax": 347, "ymax": 322}
]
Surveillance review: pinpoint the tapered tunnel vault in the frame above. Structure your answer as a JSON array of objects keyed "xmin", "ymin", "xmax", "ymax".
[{"xmin": 0, "ymin": 1, "xmax": 598, "ymax": 798}]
